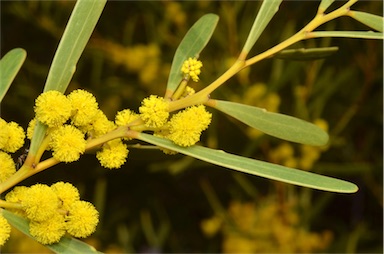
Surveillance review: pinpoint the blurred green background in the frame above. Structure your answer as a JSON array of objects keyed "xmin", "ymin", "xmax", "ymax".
[{"xmin": 1, "ymin": 1, "xmax": 382, "ymax": 253}]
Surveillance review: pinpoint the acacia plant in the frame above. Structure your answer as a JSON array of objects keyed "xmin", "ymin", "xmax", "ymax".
[{"xmin": 0, "ymin": 0, "xmax": 382, "ymax": 252}]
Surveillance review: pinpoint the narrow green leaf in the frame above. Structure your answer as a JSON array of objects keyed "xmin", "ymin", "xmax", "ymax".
[
  {"xmin": 210, "ymin": 100, "xmax": 329, "ymax": 146},
  {"xmin": 310, "ymin": 31, "xmax": 383, "ymax": 39},
  {"xmin": 166, "ymin": 14, "xmax": 219, "ymax": 94},
  {"xmin": 349, "ymin": 11, "xmax": 384, "ymax": 32},
  {"xmin": 0, "ymin": 48, "xmax": 26, "ymax": 103},
  {"xmin": 43, "ymin": 0, "xmax": 107, "ymax": 93},
  {"xmin": 318, "ymin": 0, "xmax": 335, "ymax": 13},
  {"xmin": 30, "ymin": 0, "xmax": 106, "ymax": 155},
  {"xmin": 2, "ymin": 209, "xmax": 101, "ymax": 253},
  {"xmin": 274, "ymin": 47, "xmax": 339, "ymax": 61},
  {"xmin": 137, "ymin": 133, "xmax": 358, "ymax": 193},
  {"xmin": 241, "ymin": 0, "xmax": 283, "ymax": 56}
]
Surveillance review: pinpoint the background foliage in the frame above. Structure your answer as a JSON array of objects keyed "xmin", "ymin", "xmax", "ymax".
[{"xmin": 1, "ymin": 1, "xmax": 382, "ymax": 253}]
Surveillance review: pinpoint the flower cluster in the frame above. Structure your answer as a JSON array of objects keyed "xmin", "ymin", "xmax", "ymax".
[
  {"xmin": 0, "ymin": 118, "xmax": 25, "ymax": 183},
  {"xmin": 137, "ymin": 94, "xmax": 212, "ymax": 148},
  {"xmin": 181, "ymin": 57, "xmax": 203, "ymax": 82},
  {"xmin": 201, "ymin": 198, "xmax": 333, "ymax": 253},
  {"xmin": 3, "ymin": 182, "xmax": 98, "ymax": 245},
  {"xmin": 31, "ymin": 89, "xmax": 128, "ymax": 168}
]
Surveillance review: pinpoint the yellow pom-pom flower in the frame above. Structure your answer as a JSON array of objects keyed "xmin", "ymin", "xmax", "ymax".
[
  {"xmin": 51, "ymin": 182, "xmax": 80, "ymax": 211},
  {"xmin": 168, "ymin": 105, "xmax": 211, "ymax": 147},
  {"xmin": 29, "ymin": 213, "xmax": 66, "ymax": 245},
  {"xmin": 5, "ymin": 186, "xmax": 28, "ymax": 203},
  {"xmin": 0, "ymin": 120, "xmax": 25, "ymax": 153},
  {"xmin": 21, "ymin": 184, "xmax": 60, "ymax": 222},
  {"xmin": 181, "ymin": 57, "xmax": 203, "ymax": 82},
  {"xmin": 0, "ymin": 151, "xmax": 16, "ymax": 183},
  {"xmin": 50, "ymin": 125, "xmax": 86, "ymax": 163},
  {"xmin": 27, "ymin": 118, "xmax": 37, "ymax": 140},
  {"xmin": 4, "ymin": 122, "xmax": 25, "ymax": 153},
  {"xmin": 115, "ymin": 109, "xmax": 139, "ymax": 126},
  {"xmin": 139, "ymin": 95, "xmax": 169, "ymax": 128},
  {"xmin": 79, "ymin": 110, "xmax": 116, "ymax": 138},
  {"xmin": 0, "ymin": 215, "xmax": 11, "ymax": 246},
  {"xmin": 66, "ymin": 200, "xmax": 99, "ymax": 238},
  {"xmin": 34, "ymin": 90, "xmax": 72, "ymax": 127},
  {"xmin": 68, "ymin": 89, "xmax": 99, "ymax": 127},
  {"xmin": 96, "ymin": 139, "xmax": 128, "ymax": 169},
  {"xmin": 5, "ymin": 186, "xmax": 28, "ymax": 217}
]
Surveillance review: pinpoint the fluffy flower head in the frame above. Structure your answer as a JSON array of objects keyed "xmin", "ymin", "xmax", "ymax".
[
  {"xmin": 0, "ymin": 120, "xmax": 25, "ymax": 153},
  {"xmin": 168, "ymin": 105, "xmax": 211, "ymax": 147},
  {"xmin": 79, "ymin": 110, "xmax": 116, "ymax": 138},
  {"xmin": 68, "ymin": 89, "xmax": 99, "ymax": 126},
  {"xmin": 21, "ymin": 184, "xmax": 60, "ymax": 222},
  {"xmin": 115, "ymin": 109, "xmax": 139, "ymax": 126},
  {"xmin": 139, "ymin": 95, "xmax": 169, "ymax": 128},
  {"xmin": 34, "ymin": 90, "xmax": 72, "ymax": 127},
  {"xmin": 96, "ymin": 139, "xmax": 128, "ymax": 169},
  {"xmin": 29, "ymin": 213, "xmax": 66, "ymax": 245},
  {"xmin": 0, "ymin": 151, "xmax": 16, "ymax": 183},
  {"xmin": 51, "ymin": 182, "xmax": 80, "ymax": 211},
  {"xmin": 5, "ymin": 186, "xmax": 29, "ymax": 203},
  {"xmin": 50, "ymin": 125, "xmax": 86, "ymax": 163},
  {"xmin": 0, "ymin": 215, "xmax": 11, "ymax": 246},
  {"xmin": 27, "ymin": 118, "xmax": 37, "ymax": 140},
  {"xmin": 181, "ymin": 57, "xmax": 203, "ymax": 82},
  {"xmin": 66, "ymin": 200, "xmax": 99, "ymax": 238}
]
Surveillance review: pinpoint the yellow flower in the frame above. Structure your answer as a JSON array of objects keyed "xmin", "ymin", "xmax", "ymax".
[
  {"xmin": 50, "ymin": 125, "xmax": 86, "ymax": 163},
  {"xmin": 79, "ymin": 110, "xmax": 116, "ymax": 138},
  {"xmin": 139, "ymin": 95, "xmax": 169, "ymax": 128},
  {"xmin": 96, "ymin": 139, "xmax": 128, "ymax": 169},
  {"xmin": 0, "ymin": 120, "xmax": 25, "ymax": 153},
  {"xmin": 34, "ymin": 90, "xmax": 72, "ymax": 127},
  {"xmin": 168, "ymin": 105, "xmax": 211, "ymax": 147},
  {"xmin": 29, "ymin": 213, "xmax": 66, "ymax": 245},
  {"xmin": 181, "ymin": 57, "xmax": 203, "ymax": 82},
  {"xmin": 66, "ymin": 200, "xmax": 99, "ymax": 238},
  {"xmin": 0, "ymin": 151, "xmax": 16, "ymax": 183},
  {"xmin": 21, "ymin": 184, "xmax": 60, "ymax": 222},
  {"xmin": 51, "ymin": 182, "xmax": 80, "ymax": 211},
  {"xmin": 0, "ymin": 215, "xmax": 11, "ymax": 246},
  {"xmin": 68, "ymin": 89, "xmax": 99, "ymax": 127},
  {"xmin": 181, "ymin": 86, "xmax": 196, "ymax": 98},
  {"xmin": 4, "ymin": 122, "xmax": 25, "ymax": 153},
  {"xmin": 115, "ymin": 109, "xmax": 139, "ymax": 126},
  {"xmin": 5, "ymin": 186, "xmax": 28, "ymax": 203},
  {"xmin": 5, "ymin": 186, "xmax": 28, "ymax": 217},
  {"xmin": 27, "ymin": 118, "xmax": 37, "ymax": 140}
]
